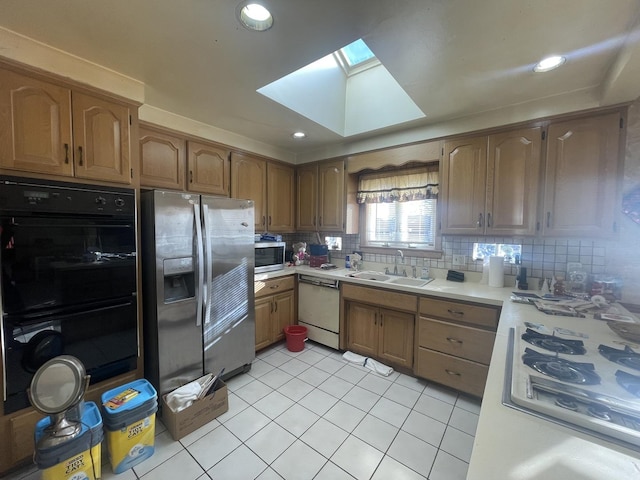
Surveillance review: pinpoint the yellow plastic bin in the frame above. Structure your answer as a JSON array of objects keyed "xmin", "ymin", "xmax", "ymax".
[
  {"xmin": 101, "ymin": 379, "xmax": 158, "ymax": 474},
  {"xmin": 35, "ymin": 401, "xmax": 103, "ymax": 480}
]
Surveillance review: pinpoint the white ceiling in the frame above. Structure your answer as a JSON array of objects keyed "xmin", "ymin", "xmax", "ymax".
[{"xmin": 1, "ymin": 0, "xmax": 640, "ymax": 161}]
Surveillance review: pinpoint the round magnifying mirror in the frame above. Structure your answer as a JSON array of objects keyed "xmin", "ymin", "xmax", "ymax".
[{"xmin": 29, "ymin": 355, "xmax": 87, "ymax": 415}]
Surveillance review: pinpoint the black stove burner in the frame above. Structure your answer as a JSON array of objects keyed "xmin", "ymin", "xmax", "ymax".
[
  {"xmin": 599, "ymin": 344, "xmax": 640, "ymax": 372},
  {"xmin": 521, "ymin": 328, "xmax": 586, "ymax": 355},
  {"xmin": 587, "ymin": 405, "xmax": 612, "ymax": 421},
  {"xmin": 555, "ymin": 394, "xmax": 578, "ymax": 411},
  {"xmin": 616, "ymin": 370, "xmax": 640, "ymax": 398},
  {"xmin": 522, "ymin": 348, "xmax": 601, "ymax": 385}
]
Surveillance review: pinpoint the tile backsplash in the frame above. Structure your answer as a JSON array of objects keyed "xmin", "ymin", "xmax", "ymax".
[{"xmin": 282, "ymin": 232, "xmax": 637, "ymax": 301}]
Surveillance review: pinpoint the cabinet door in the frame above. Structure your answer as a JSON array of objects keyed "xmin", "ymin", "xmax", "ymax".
[
  {"xmin": 255, "ymin": 296, "xmax": 273, "ymax": 351},
  {"xmin": 72, "ymin": 92, "xmax": 131, "ymax": 184},
  {"xmin": 296, "ymin": 164, "xmax": 318, "ymax": 231},
  {"xmin": 267, "ymin": 162, "xmax": 295, "ymax": 232},
  {"xmin": 441, "ymin": 136, "xmax": 487, "ymax": 234},
  {"xmin": 486, "ymin": 127, "xmax": 541, "ymax": 235},
  {"xmin": 231, "ymin": 152, "xmax": 268, "ymax": 232},
  {"xmin": 187, "ymin": 141, "xmax": 230, "ymax": 196},
  {"xmin": 0, "ymin": 69, "xmax": 73, "ymax": 176},
  {"xmin": 8, "ymin": 409, "xmax": 40, "ymax": 465},
  {"xmin": 378, "ymin": 308, "xmax": 414, "ymax": 368},
  {"xmin": 346, "ymin": 302, "xmax": 378, "ymax": 357},
  {"xmin": 139, "ymin": 127, "xmax": 186, "ymax": 189},
  {"xmin": 543, "ymin": 113, "xmax": 621, "ymax": 237},
  {"xmin": 272, "ymin": 290, "xmax": 295, "ymax": 343},
  {"xmin": 318, "ymin": 160, "xmax": 345, "ymax": 231}
]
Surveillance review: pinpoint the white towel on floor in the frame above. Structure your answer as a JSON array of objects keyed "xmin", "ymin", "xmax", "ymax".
[{"xmin": 342, "ymin": 351, "xmax": 394, "ymax": 376}]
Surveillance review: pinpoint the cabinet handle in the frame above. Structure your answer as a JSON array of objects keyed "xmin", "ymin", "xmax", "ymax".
[
  {"xmin": 374, "ymin": 313, "xmax": 377, "ymax": 326},
  {"xmin": 447, "ymin": 309, "xmax": 464, "ymax": 316},
  {"xmin": 319, "ymin": 216, "xmax": 322, "ymax": 226},
  {"xmin": 78, "ymin": 146, "xmax": 83, "ymax": 166},
  {"xmin": 64, "ymin": 143, "xmax": 69, "ymax": 164},
  {"xmin": 270, "ymin": 302, "xmax": 274, "ymax": 313},
  {"xmin": 477, "ymin": 213, "xmax": 483, "ymax": 228},
  {"xmin": 190, "ymin": 170, "xmax": 194, "ymax": 183},
  {"xmin": 270, "ymin": 284, "xmax": 279, "ymax": 289},
  {"xmin": 546, "ymin": 211, "xmax": 551, "ymax": 228},
  {"xmin": 313, "ymin": 215, "xmax": 316, "ymax": 226},
  {"xmin": 445, "ymin": 369, "xmax": 461, "ymax": 377},
  {"xmin": 274, "ymin": 302, "xmax": 278, "ymax": 312},
  {"xmin": 262, "ymin": 216, "xmax": 266, "ymax": 226},
  {"xmin": 268, "ymin": 215, "xmax": 272, "ymax": 226},
  {"xmin": 446, "ymin": 337, "xmax": 463, "ymax": 344},
  {"xmin": 487, "ymin": 213, "xmax": 492, "ymax": 228}
]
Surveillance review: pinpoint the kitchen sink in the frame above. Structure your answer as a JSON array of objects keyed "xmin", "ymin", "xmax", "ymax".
[
  {"xmin": 346, "ymin": 271, "xmax": 390, "ymax": 281},
  {"xmin": 389, "ymin": 277, "xmax": 433, "ymax": 287}
]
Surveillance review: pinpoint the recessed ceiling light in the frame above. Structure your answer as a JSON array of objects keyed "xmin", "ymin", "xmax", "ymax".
[
  {"xmin": 533, "ymin": 55, "xmax": 566, "ymax": 73},
  {"xmin": 238, "ymin": 3, "xmax": 273, "ymax": 31},
  {"xmin": 292, "ymin": 132, "xmax": 306, "ymax": 139}
]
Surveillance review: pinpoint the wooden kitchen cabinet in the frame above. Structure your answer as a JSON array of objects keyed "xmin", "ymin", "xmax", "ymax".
[
  {"xmin": 139, "ymin": 125, "xmax": 186, "ymax": 189},
  {"xmin": 187, "ymin": 140, "xmax": 230, "ymax": 196},
  {"xmin": 441, "ymin": 126, "xmax": 542, "ymax": 235},
  {"xmin": 415, "ymin": 296, "xmax": 500, "ymax": 397},
  {"xmin": 343, "ymin": 284, "xmax": 416, "ymax": 369},
  {"xmin": 231, "ymin": 152, "xmax": 268, "ymax": 231},
  {"xmin": 254, "ymin": 276, "xmax": 296, "ymax": 350},
  {"xmin": 0, "ymin": 67, "xmax": 134, "ymax": 184},
  {"xmin": 542, "ymin": 112, "xmax": 622, "ymax": 237},
  {"xmin": 297, "ymin": 159, "xmax": 356, "ymax": 232},
  {"xmin": 232, "ymin": 154, "xmax": 294, "ymax": 233}
]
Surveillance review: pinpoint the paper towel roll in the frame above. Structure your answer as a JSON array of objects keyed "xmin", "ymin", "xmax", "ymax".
[{"xmin": 488, "ymin": 256, "xmax": 504, "ymax": 288}]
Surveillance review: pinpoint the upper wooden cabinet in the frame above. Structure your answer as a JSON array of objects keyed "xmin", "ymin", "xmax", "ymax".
[
  {"xmin": 542, "ymin": 112, "xmax": 622, "ymax": 237},
  {"xmin": 0, "ymin": 68, "xmax": 133, "ymax": 184},
  {"xmin": 231, "ymin": 153, "xmax": 294, "ymax": 232},
  {"xmin": 187, "ymin": 141, "xmax": 230, "ymax": 196},
  {"xmin": 231, "ymin": 152, "xmax": 268, "ymax": 231},
  {"xmin": 267, "ymin": 162, "xmax": 295, "ymax": 232},
  {"xmin": 139, "ymin": 126, "xmax": 186, "ymax": 190},
  {"xmin": 441, "ymin": 126, "xmax": 542, "ymax": 235},
  {"xmin": 297, "ymin": 159, "xmax": 356, "ymax": 232}
]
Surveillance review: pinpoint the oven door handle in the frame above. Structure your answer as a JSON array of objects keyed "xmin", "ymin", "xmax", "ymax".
[
  {"xmin": 1, "ymin": 308, "xmax": 6, "ymax": 402},
  {"xmin": 202, "ymin": 203, "xmax": 213, "ymax": 326},
  {"xmin": 194, "ymin": 202, "xmax": 204, "ymax": 328}
]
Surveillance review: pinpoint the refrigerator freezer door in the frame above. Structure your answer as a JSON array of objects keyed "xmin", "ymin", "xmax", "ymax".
[
  {"xmin": 201, "ymin": 197, "xmax": 256, "ymax": 377},
  {"xmin": 143, "ymin": 190, "xmax": 204, "ymax": 395}
]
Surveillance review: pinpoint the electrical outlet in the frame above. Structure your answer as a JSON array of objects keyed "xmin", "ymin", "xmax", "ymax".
[{"xmin": 453, "ymin": 255, "xmax": 466, "ymax": 266}]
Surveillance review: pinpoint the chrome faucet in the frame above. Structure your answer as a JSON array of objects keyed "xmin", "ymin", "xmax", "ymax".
[{"xmin": 394, "ymin": 249, "xmax": 404, "ymax": 275}]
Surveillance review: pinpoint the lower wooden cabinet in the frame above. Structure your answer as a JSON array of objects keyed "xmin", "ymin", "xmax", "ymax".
[
  {"xmin": 415, "ymin": 296, "xmax": 499, "ymax": 397},
  {"xmin": 255, "ymin": 276, "xmax": 296, "ymax": 350},
  {"xmin": 343, "ymin": 284, "xmax": 416, "ymax": 369}
]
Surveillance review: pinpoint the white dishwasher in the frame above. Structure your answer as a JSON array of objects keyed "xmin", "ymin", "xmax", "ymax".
[{"xmin": 297, "ymin": 274, "xmax": 340, "ymax": 350}]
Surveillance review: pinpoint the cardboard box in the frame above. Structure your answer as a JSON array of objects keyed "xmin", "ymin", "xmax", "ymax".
[{"xmin": 161, "ymin": 380, "xmax": 228, "ymax": 441}]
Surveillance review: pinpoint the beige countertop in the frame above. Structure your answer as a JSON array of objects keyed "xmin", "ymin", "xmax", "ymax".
[{"xmin": 256, "ymin": 265, "xmax": 640, "ymax": 478}]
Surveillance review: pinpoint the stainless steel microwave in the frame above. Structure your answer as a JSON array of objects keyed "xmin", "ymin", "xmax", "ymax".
[{"xmin": 255, "ymin": 241, "xmax": 286, "ymax": 273}]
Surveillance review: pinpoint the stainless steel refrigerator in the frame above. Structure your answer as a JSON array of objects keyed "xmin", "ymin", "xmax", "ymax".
[{"xmin": 141, "ymin": 190, "xmax": 255, "ymax": 396}]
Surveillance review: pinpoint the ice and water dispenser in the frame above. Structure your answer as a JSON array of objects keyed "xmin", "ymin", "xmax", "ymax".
[{"xmin": 163, "ymin": 257, "xmax": 195, "ymax": 302}]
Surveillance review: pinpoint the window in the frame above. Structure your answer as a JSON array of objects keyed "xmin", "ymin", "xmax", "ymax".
[
  {"xmin": 335, "ymin": 39, "xmax": 380, "ymax": 76},
  {"xmin": 357, "ymin": 165, "xmax": 438, "ymax": 250},
  {"xmin": 364, "ymin": 199, "xmax": 436, "ymax": 248},
  {"xmin": 472, "ymin": 243, "xmax": 522, "ymax": 263}
]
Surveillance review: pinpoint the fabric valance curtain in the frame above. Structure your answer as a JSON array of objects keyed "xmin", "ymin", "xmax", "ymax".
[{"xmin": 356, "ymin": 165, "xmax": 439, "ymax": 204}]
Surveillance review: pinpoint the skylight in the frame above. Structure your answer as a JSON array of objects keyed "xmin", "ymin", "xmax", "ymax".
[{"xmin": 336, "ymin": 39, "xmax": 380, "ymax": 75}]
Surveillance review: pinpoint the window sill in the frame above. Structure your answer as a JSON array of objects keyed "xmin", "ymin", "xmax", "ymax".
[{"xmin": 359, "ymin": 246, "xmax": 443, "ymax": 259}]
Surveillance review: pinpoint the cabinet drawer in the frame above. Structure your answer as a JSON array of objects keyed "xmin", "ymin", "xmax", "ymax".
[
  {"xmin": 255, "ymin": 276, "xmax": 294, "ymax": 298},
  {"xmin": 418, "ymin": 317, "xmax": 495, "ymax": 364},
  {"xmin": 415, "ymin": 347, "xmax": 488, "ymax": 398},
  {"xmin": 419, "ymin": 297, "xmax": 499, "ymax": 329},
  {"xmin": 342, "ymin": 283, "xmax": 417, "ymax": 312}
]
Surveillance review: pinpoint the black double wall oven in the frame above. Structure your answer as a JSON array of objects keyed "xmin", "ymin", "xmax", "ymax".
[{"xmin": 0, "ymin": 176, "xmax": 138, "ymax": 414}]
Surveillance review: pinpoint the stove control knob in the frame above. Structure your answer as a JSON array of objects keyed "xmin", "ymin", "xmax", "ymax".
[
  {"xmin": 114, "ymin": 198, "xmax": 125, "ymax": 207},
  {"xmin": 95, "ymin": 196, "xmax": 107, "ymax": 206}
]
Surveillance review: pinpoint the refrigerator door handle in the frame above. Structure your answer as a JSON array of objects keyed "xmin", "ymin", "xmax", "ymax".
[
  {"xmin": 202, "ymin": 203, "xmax": 213, "ymax": 325},
  {"xmin": 194, "ymin": 202, "xmax": 204, "ymax": 327}
]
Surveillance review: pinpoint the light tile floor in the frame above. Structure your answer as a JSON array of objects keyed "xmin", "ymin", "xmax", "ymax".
[{"xmin": 7, "ymin": 341, "xmax": 481, "ymax": 480}]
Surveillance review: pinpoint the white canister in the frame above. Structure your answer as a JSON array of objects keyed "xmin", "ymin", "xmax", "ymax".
[{"xmin": 488, "ymin": 256, "xmax": 504, "ymax": 288}]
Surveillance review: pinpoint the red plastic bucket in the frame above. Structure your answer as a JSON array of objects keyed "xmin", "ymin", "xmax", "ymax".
[{"xmin": 284, "ymin": 325, "xmax": 307, "ymax": 352}]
